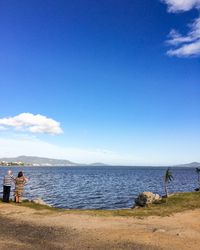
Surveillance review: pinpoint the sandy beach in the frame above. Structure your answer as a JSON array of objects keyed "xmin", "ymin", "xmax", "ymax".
[{"xmin": 0, "ymin": 202, "xmax": 200, "ymax": 250}]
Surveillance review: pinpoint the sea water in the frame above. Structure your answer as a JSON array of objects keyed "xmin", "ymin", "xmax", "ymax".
[{"xmin": 0, "ymin": 166, "xmax": 197, "ymax": 209}]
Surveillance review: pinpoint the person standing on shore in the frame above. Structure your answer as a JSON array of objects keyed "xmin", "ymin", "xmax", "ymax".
[
  {"xmin": 3, "ymin": 170, "xmax": 14, "ymax": 202},
  {"xmin": 14, "ymin": 171, "xmax": 28, "ymax": 203}
]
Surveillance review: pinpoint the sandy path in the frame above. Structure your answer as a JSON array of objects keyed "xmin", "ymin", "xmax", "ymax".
[{"xmin": 0, "ymin": 203, "xmax": 200, "ymax": 250}]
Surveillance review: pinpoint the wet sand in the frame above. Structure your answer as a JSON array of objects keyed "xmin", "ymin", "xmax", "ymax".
[{"xmin": 0, "ymin": 203, "xmax": 200, "ymax": 250}]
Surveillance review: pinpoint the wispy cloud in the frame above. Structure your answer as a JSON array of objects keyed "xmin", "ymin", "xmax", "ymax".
[
  {"xmin": 167, "ymin": 18, "xmax": 200, "ymax": 56},
  {"xmin": 162, "ymin": 0, "xmax": 200, "ymax": 12},
  {"xmin": 0, "ymin": 113, "xmax": 63, "ymax": 135},
  {"xmin": 0, "ymin": 126, "xmax": 8, "ymax": 131},
  {"xmin": 0, "ymin": 136, "xmax": 139, "ymax": 165},
  {"xmin": 0, "ymin": 134, "xmax": 199, "ymax": 165},
  {"xmin": 161, "ymin": 0, "xmax": 200, "ymax": 57}
]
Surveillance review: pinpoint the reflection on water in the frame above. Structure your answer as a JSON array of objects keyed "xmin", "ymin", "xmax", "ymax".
[{"xmin": 0, "ymin": 166, "xmax": 197, "ymax": 209}]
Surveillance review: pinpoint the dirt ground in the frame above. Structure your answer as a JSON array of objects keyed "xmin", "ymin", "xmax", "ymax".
[{"xmin": 0, "ymin": 203, "xmax": 200, "ymax": 250}]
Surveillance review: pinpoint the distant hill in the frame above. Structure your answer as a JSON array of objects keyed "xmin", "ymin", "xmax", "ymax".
[
  {"xmin": 90, "ymin": 162, "xmax": 110, "ymax": 166},
  {"xmin": 0, "ymin": 155, "xmax": 78, "ymax": 166},
  {"xmin": 174, "ymin": 162, "xmax": 200, "ymax": 168}
]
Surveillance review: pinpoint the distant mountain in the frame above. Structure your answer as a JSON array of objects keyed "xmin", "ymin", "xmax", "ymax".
[
  {"xmin": 174, "ymin": 162, "xmax": 200, "ymax": 168},
  {"xmin": 90, "ymin": 162, "xmax": 110, "ymax": 166},
  {"xmin": 0, "ymin": 155, "xmax": 78, "ymax": 166}
]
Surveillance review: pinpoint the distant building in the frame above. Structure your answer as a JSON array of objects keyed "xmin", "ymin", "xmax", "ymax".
[{"xmin": 0, "ymin": 161, "xmax": 25, "ymax": 166}]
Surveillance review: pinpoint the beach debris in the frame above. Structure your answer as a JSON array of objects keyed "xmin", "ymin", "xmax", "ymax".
[
  {"xmin": 134, "ymin": 192, "xmax": 161, "ymax": 207},
  {"xmin": 32, "ymin": 198, "xmax": 51, "ymax": 207},
  {"xmin": 152, "ymin": 228, "xmax": 166, "ymax": 233},
  {"xmin": 153, "ymin": 228, "xmax": 166, "ymax": 233}
]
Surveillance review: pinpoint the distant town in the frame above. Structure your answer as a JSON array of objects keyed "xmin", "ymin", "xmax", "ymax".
[
  {"xmin": 0, "ymin": 161, "xmax": 57, "ymax": 166},
  {"xmin": 0, "ymin": 161, "xmax": 25, "ymax": 166}
]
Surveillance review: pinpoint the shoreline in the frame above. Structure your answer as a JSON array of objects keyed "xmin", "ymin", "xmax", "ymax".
[{"xmin": 12, "ymin": 191, "xmax": 200, "ymax": 217}]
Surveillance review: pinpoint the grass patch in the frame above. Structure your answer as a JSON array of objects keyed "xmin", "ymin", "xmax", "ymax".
[
  {"xmin": 1, "ymin": 192, "xmax": 200, "ymax": 217},
  {"xmin": 17, "ymin": 200, "xmax": 60, "ymax": 212},
  {"xmin": 0, "ymin": 198, "xmax": 59, "ymax": 212}
]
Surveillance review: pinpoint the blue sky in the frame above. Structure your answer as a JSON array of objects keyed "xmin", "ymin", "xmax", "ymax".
[{"xmin": 0, "ymin": 0, "xmax": 200, "ymax": 165}]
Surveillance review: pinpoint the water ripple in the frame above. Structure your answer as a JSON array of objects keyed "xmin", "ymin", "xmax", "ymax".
[{"xmin": 0, "ymin": 166, "xmax": 197, "ymax": 209}]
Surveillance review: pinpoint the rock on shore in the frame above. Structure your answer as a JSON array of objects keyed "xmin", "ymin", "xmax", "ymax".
[{"xmin": 134, "ymin": 192, "xmax": 161, "ymax": 207}]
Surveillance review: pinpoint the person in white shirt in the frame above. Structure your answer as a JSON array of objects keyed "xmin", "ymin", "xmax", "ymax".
[{"xmin": 3, "ymin": 170, "xmax": 14, "ymax": 202}]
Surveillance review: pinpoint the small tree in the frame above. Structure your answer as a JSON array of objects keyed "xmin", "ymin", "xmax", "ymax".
[
  {"xmin": 195, "ymin": 168, "xmax": 200, "ymax": 189},
  {"xmin": 164, "ymin": 168, "xmax": 174, "ymax": 197}
]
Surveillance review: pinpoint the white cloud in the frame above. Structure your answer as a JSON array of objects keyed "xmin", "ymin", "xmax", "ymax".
[
  {"xmin": 167, "ymin": 29, "xmax": 194, "ymax": 45},
  {"xmin": 162, "ymin": 0, "xmax": 200, "ymax": 12},
  {"xmin": 0, "ymin": 113, "xmax": 63, "ymax": 135},
  {"xmin": 167, "ymin": 39, "xmax": 200, "ymax": 56},
  {"xmin": 162, "ymin": 0, "xmax": 200, "ymax": 57},
  {"xmin": 167, "ymin": 18, "xmax": 200, "ymax": 56}
]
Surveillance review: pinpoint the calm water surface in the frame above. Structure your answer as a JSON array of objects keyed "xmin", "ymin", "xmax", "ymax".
[{"xmin": 0, "ymin": 166, "xmax": 197, "ymax": 209}]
